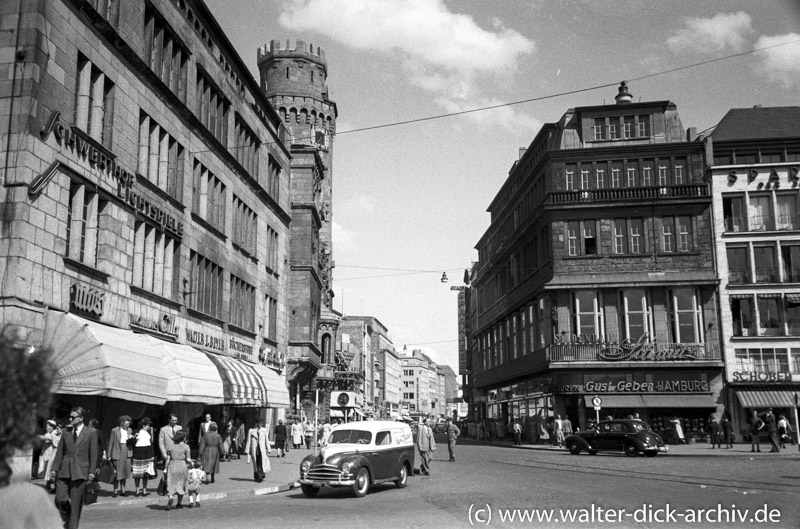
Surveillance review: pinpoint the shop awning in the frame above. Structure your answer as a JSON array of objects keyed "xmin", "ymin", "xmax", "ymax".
[
  {"xmin": 736, "ymin": 390, "xmax": 798, "ymax": 408},
  {"xmin": 206, "ymin": 354, "xmax": 267, "ymax": 406},
  {"xmin": 353, "ymin": 409, "xmax": 366, "ymax": 418},
  {"xmin": 785, "ymin": 294, "xmax": 800, "ymax": 304},
  {"xmin": 584, "ymin": 395, "xmax": 646, "ymax": 408},
  {"xmin": 641, "ymin": 394, "xmax": 718, "ymax": 408},
  {"xmin": 251, "ymin": 364, "xmax": 290, "ymax": 408},
  {"xmin": 147, "ymin": 338, "xmax": 224, "ymax": 405},
  {"xmin": 330, "ymin": 409, "xmax": 345, "ymax": 418},
  {"xmin": 728, "ymin": 293, "xmax": 753, "ymax": 300},
  {"xmin": 41, "ymin": 311, "xmax": 168, "ymax": 404}
]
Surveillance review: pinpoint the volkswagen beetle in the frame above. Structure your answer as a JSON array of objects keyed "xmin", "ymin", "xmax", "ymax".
[
  {"xmin": 565, "ymin": 419, "xmax": 668, "ymax": 457},
  {"xmin": 298, "ymin": 420, "xmax": 415, "ymax": 497}
]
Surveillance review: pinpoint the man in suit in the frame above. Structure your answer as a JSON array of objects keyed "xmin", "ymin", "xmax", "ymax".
[
  {"xmin": 158, "ymin": 414, "xmax": 182, "ymax": 460},
  {"xmin": 245, "ymin": 419, "xmax": 271, "ymax": 482},
  {"xmin": 198, "ymin": 413, "xmax": 214, "ymax": 444},
  {"xmin": 50, "ymin": 406, "xmax": 98, "ymax": 529},
  {"xmin": 416, "ymin": 418, "xmax": 436, "ymax": 476},
  {"xmin": 445, "ymin": 417, "xmax": 461, "ymax": 462}
]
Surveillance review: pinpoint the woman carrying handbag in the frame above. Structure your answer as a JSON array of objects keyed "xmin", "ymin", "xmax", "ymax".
[{"xmin": 107, "ymin": 415, "xmax": 133, "ymax": 496}]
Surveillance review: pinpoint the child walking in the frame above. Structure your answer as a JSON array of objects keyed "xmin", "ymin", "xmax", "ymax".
[{"xmin": 187, "ymin": 461, "xmax": 206, "ymax": 508}]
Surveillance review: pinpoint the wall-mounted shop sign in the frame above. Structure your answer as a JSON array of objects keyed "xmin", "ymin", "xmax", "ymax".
[
  {"xmin": 185, "ymin": 326, "xmax": 225, "ymax": 354},
  {"xmin": 229, "ymin": 336, "xmax": 255, "ymax": 362},
  {"xmin": 130, "ymin": 312, "xmax": 179, "ymax": 340},
  {"xmin": 127, "ymin": 191, "xmax": 184, "ymax": 237},
  {"xmin": 732, "ymin": 371, "xmax": 791, "ymax": 383},
  {"xmin": 38, "ymin": 111, "xmax": 134, "ymax": 198},
  {"xmin": 70, "ymin": 283, "xmax": 105, "ymax": 316},
  {"xmin": 597, "ymin": 334, "xmax": 699, "ymax": 361},
  {"xmin": 583, "ymin": 378, "xmax": 709, "ymax": 394}
]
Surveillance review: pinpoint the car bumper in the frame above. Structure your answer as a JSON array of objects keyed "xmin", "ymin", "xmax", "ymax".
[{"xmin": 299, "ymin": 476, "xmax": 356, "ymax": 487}]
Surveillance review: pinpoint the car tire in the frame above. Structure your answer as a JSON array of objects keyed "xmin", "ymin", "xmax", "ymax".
[
  {"xmin": 351, "ymin": 467, "xmax": 370, "ymax": 498},
  {"xmin": 644, "ymin": 450, "xmax": 658, "ymax": 458},
  {"xmin": 567, "ymin": 442, "xmax": 581, "ymax": 455},
  {"xmin": 624, "ymin": 443, "xmax": 639, "ymax": 457},
  {"xmin": 301, "ymin": 485, "xmax": 320, "ymax": 498},
  {"xmin": 395, "ymin": 463, "xmax": 408, "ymax": 488}
]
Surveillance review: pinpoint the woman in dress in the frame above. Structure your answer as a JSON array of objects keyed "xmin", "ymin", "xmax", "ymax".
[
  {"xmin": 131, "ymin": 417, "xmax": 155, "ymax": 496},
  {"xmin": 107, "ymin": 415, "xmax": 133, "ymax": 497},
  {"xmin": 290, "ymin": 419, "xmax": 303, "ymax": 449},
  {"xmin": 37, "ymin": 420, "xmax": 61, "ymax": 492},
  {"xmin": 199, "ymin": 422, "xmax": 221, "ymax": 483},
  {"xmin": 165, "ymin": 430, "xmax": 191, "ymax": 510}
]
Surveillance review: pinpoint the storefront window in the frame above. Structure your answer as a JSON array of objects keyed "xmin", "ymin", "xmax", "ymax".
[{"xmin": 621, "ymin": 289, "xmax": 649, "ymax": 340}]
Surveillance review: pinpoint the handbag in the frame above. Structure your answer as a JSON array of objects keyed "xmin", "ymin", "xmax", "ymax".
[
  {"xmin": 157, "ymin": 474, "xmax": 168, "ymax": 496},
  {"xmin": 146, "ymin": 461, "xmax": 157, "ymax": 479},
  {"xmin": 84, "ymin": 481, "xmax": 99, "ymax": 505},
  {"xmin": 97, "ymin": 461, "xmax": 116, "ymax": 484}
]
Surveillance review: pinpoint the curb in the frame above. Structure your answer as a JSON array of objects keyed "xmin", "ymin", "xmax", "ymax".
[{"xmin": 99, "ymin": 481, "xmax": 301, "ymax": 507}]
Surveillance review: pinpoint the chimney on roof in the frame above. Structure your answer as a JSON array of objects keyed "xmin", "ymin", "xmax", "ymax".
[
  {"xmin": 615, "ymin": 81, "xmax": 633, "ymax": 105},
  {"xmin": 519, "ymin": 147, "xmax": 526, "ymax": 159}
]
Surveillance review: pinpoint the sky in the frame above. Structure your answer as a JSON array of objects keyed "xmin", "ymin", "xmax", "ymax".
[{"xmin": 206, "ymin": 0, "xmax": 800, "ymax": 373}]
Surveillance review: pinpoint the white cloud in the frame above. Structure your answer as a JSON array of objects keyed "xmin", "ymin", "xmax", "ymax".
[
  {"xmin": 279, "ymin": 0, "xmax": 535, "ymax": 128},
  {"xmin": 667, "ymin": 12, "xmax": 754, "ymax": 54},
  {"xmin": 331, "ymin": 220, "xmax": 356, "ymax": 252},
  {"xmin": 755, "ymin": 33, "xmax": 800, "ymax": 89}
]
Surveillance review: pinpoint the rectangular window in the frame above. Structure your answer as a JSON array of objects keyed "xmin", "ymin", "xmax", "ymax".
[
  {"xmin": 661, "ymin": 219, "xmax": 674, "ymax": 253},
  {"xmin": 230, "ymin": 274, "xmax": 256, "ymax": 332},
  {"xmin": 132, "ymin": 220, "xmax": 179, "ymax": 300},
  {"xmin": 754, "ymin": 246, "xmax": 777, "ymax": 283},
  {"xmin": 608, "ymin": 117, "xmax": 619, "ymax": 140},
  {"xmin": 786, "ymin": 299, "xmax": 800, "ymax": 336},
  {"xmin": 233, "ymin": 113, "xmax": 260, "ymax": 177},
  {"xmin": 749, "ymin": 195, "xmax": 772, "ymax": 231},
  {"xmin": 267, "ymin": 155, "xmax": 282, "ymax": 201},
  {"xmin": 677, "ymin": 216, "xmax": 692, "ymax": 252},
  {"xmin": 575, "ymin": 290, "xmax": 600, "ymax": 338},
  {"xmin": 727, "ymin": 246, "xmax": 750, "ymax": 283},
  {"xmin": 138, "ymin": 111, "xmax": 184, "ymax": 200},
  {"xmin": 760, "ymin": 151, "xmax": 783, "ymax": 163},
  {"xmin": 757, "ymin": 297, "xmax": 781, "ymax": 336},
  {"xmin": 637, "ymin": 115, "xmax": 650, "ymax": 136},
  {"xmin": 264, "ymin": 294, "xmax": 278, "ymax": 340},
  {"xmin": 782, "ymin": 245, "xmax": 800, "ymax": 283},
  {"xmin": 188, "ymin": 251, "xmax": 223, "ymax": 319},
  {"xmin": 196, "ymin": 68, "xmax": 229, "ymax": 144},
  {"xmin": 622, "ymin": 289, "xmax": 649, "ymax": 340},
  {"xmin": 565, "ymin": 164, "xmax": 576, "ymax": 191},
  {"xmin": 66, "ymin": 181, "xmax": 102, "ymax": 266},
  {"xmin": 580, "ymin": 168, "xmax": 590, "ymax": 190},
  {"xmin": 731, "ymin": 297, "xmax": 754, "ymax": 336},
  {"xmin": 776, "ymin": 194, "xmax": 798, "ymax": 230},
  {"xmin": 144, "ymin": 4, "xmax": 188, "ymax": 102},
  {"xmin": 722, "ymin": 195, "xmax": 746, "ymax": 232},
  {"xmin": 658, "ymin": 163, "xmax": 669, "ymax": 186},
  {"xmin": 674, "ymin": 163, "xmax": 684, "ymax": 185},
  {"xmin": 642, "ymin": 160, "xmax": 653, "ymax": 186},
  {"xmin": 567, "ymin": 220, "xmax": 597, "ymax": 256},
  {"xmin": 75, "ymin": 53, "xmax": 115, "ymax": 148},
  {"xmin": 669, "ymin": 288, "xmax": 700, "ymax": 343},
  {"xmin": 613, "ymin": 218, "xmax": 626, "ymax": 254},
  {"xmin": 265, "ymin": 225, "xmax": 279, "ymax": 272},
  {"xmin": 736, "ymin": 151, "xmax": 758, "ymax": 164},
  {"xmin": 593, "ymin": 118, "xmax": 605, "ymax": 140},
  {"xmin": 626, "ymin": 166, "xmax": 637, "ymax": 187},
  {"xmin": 611, "ymin": 166, "xmax": 620, "ymax": 188},
  {"xmin": 192, "ymin": 160, "xmax": 226, "ymax": 233},
  {"xmin": 232, "ymin": 194, "xmax": 257, "ymax": 256},
  {"xmin": 93, "ymin": 0, "xmax": 120, "ymax": 26},
  {"xmin": 629, "ymin": 218, "xmax": 643, "ymax": 254},
  {"xmin": 623, "ymin": 116, "xmax": 635, "ymax": 138},
  {"xmin": 567, "ymin": 221, "xmax": 579, "ymax": 256},
  {"xmin": 595, "ymin": 165, "xmax": 606, "ymax": 188}
]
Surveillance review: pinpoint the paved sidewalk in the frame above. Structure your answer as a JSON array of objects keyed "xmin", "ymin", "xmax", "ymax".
[{"xmin": 34, "ymin": 446, "xmax": 313, "ymax": 508}]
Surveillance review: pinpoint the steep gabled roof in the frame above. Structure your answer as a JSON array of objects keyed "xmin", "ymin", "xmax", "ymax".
[{"xmin": 711, "ymin": 107, "xmax": 800, "ymax": 142}]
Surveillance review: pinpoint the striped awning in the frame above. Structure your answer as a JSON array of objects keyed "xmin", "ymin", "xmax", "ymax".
[
  {"xmin": 728, "ymin": 293, "xmax": 753, "ymax": 300},
  {"xmin": 206, "ymin": 354, "xmax": 267, "ymax": 406},
  {"xmin": 757, "ymin": 293, "xmax": 781, "ymax": 299},
  {"xmin": 785, "ymin": 294, "xmax": 800, "ymax": 304},
  {"xmin": 736, "ymin": 390, "xmax": 798, "ymax": 408},
  {"xmin": 251, "ymin": 363, "xmax": 291, "ymax": 408}
]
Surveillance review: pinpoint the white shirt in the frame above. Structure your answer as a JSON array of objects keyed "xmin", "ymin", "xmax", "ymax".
[{"xmin": 119, "ymin": 428, "xmax": 128, "ymax": 444}]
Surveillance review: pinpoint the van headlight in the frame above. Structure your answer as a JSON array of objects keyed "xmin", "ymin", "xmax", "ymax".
[{"xmin": 301, "ymin": 461, "xmax": 311, "ymax": 473}]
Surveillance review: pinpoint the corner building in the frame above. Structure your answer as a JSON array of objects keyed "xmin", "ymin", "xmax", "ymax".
[
  {"xmin": 707, "ymin": 106, "xmax": 800, "ymax": 439},
  {"xmin": 469, "ymin": 84, "xmax": 724, "ymax": 441},
  {"xmin": 0, "ymin": 0, "xmax": 290, "ymax": 440}
]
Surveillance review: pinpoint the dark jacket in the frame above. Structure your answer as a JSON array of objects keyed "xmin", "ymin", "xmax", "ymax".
[
  {"xmin": 51, "ymin": 426, "xmax": 98, "ymax": 481},
  {"xmin": 273, "ymin": 424, "xmax": 288, "ymax": 443}
]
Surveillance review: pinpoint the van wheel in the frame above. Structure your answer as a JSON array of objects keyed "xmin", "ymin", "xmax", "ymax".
[
  {"xmin": 301, "ymin": 485, "xmax": 319, "ymax": 498},
  {"xmin": 395, "ymin": 463, "xmax": 408, "ymax": 488},
  {"xmin": 351, "ymin": 467, "xmax": 370, "ymax": 497}
]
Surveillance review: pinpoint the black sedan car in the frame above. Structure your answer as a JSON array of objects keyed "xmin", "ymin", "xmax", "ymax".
[{"xmin": 565, "ymin": 419, "xmax": 668, "ymax": 457}]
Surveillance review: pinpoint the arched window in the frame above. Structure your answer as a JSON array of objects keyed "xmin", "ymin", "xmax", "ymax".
[{"xmin": 322, "ymin": 333, "xmax": 331, "ymax": 363}]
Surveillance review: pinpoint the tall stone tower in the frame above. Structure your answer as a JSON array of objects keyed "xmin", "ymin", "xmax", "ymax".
[{"xmin": 258, "ymin": 40, "xmax": 339, "ymax": 417}]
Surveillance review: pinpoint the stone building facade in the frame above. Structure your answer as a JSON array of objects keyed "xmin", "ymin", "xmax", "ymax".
[
  {"xmin": 707, "ymin": 106, "xmax": 800, "ymax": 439},
  {"xmin": 469, "ymin": 83, "xmax": 724, "ymax": 442},
  {"xmin": 1, "ymin": 0, "xmax": 291, "ymax": 434}
]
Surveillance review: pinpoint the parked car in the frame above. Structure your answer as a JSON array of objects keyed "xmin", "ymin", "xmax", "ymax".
[
  {"xmin": 565, "ymin": 419, "xmax": 668, "ymax": 457},
  {"xmin": 298, "ymin": 420, "xmax": 416, "ymax": 498}
]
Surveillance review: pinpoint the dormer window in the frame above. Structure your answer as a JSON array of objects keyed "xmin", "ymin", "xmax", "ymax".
[
  {"xmin": 637, "ymin": 115, "xmax": 650, "ymax": 137},
  {"xmin": 593, "ymin": 118, "xmax": 605, "ymax": 140},
  {"xmin": 608, "ymin": 118, "xmax": 620, "ymax": 140}
]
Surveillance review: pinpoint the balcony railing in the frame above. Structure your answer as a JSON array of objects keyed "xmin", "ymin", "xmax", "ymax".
[
  {"xmin": 733, "ymin": 321, "xmax": 756, "ymax": 337},
  {"xmin": 784, "ymin": 268, "xmax": 800, "ymax": 283},
  {"xmin": 749, "ymin": 214, "xmax": 775, "ymax": 232},
  {"xmin": 728, "ymin": 270, "xmax": 751, "ymax": 284},
  {"xmin": 776, "ymin": 214, "xmax": 800, "ymax": 231},
  {"xmin": 549, "ymin": 184, "xmax": 709, "ymax": 204},
  {"xmin": 724, "ymin": 216, "xmax": 746, "ymax": 232},
  {"xmin": 755, "ymin": 268, "xmax": 778, "ymax": 283},
  {"xmin": 548, "ymin": 341, "xmax": 720, "ymax": 362}
]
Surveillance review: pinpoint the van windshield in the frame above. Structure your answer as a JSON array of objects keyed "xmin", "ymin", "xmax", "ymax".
[{"xmin": 329, "ymin": 429, "xmax": 372, "ymax": 445}]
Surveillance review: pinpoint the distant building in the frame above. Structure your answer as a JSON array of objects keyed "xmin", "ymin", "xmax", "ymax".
[
  {"xmin": 706, "ymin": 106, "xmax": 800, "ymax": 437},
  {"xmin": 468, "ymin": 83, "xmax": 723, "ymax": 440}
]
